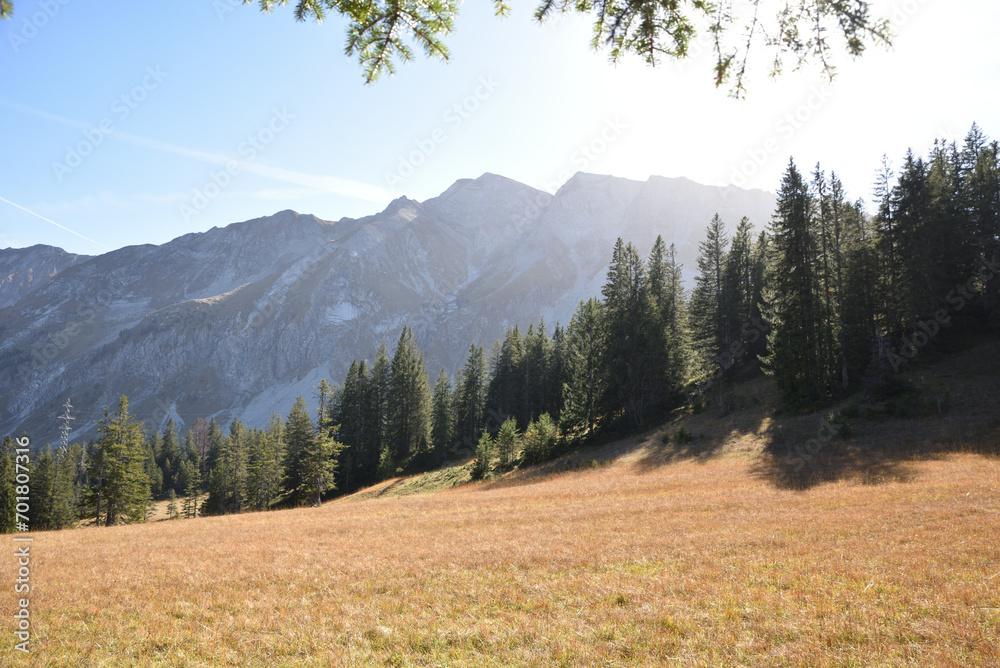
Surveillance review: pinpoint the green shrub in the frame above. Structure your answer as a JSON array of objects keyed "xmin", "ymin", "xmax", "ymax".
[{"xmin": 674, "ymin": 427, "xmax": 694, "ymax": 444}]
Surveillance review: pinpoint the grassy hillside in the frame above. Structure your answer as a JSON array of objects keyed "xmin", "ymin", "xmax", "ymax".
[{"xmin": 3, "ymin": 341, "xmax": 998, "ymax": 666}]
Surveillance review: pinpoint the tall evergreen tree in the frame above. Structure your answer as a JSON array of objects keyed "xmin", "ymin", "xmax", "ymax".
[
  {"xmin": 283, "ymin": 396, "xmax": 314, "ymax": 500},
  {"xmin": 601, "ymin": 238, "xmax": 657, "ymax": 426},
  {"xmin": 546, "ymin": 322, "xmax": 568, "ymax": 420},
  {"xmin": 494, "ymin": 417, "xmax": 520, "ymax": 468},
  {"xmin": 30, "ymin": 445, "xmax": 77, "ymax": 531},
  {"xmin": 455, "ymin": 344, "xmax": 487, "ymax": 449},
  {"xmin": 334, "ymin": 360, "xmax": 367, "ymax": 490},
  {"xmin": 647, "ymin": 235, "xmax": 690, "ymax": 407},
  {"xmin": 366, "ymin": 341, "xmax": 392, "ymax": 473},
  {"xmin": 388, "ymin": 326, "xmax": 432, "ymax": 463},
  {"xmin": 157, "ymin": 418, "xmax": 181, "ymax": 494},
  {"xmin": 690, "ymin": 214, "xmax": 731, "ymax": 373},
  {"xmin": 0, "ymin": 436, "xmax": 16, "ymax": 533},
  {"xmin": 430, "ymin": 368, "xmax": 455, "ymax": 456},
  {"xmin": 245, "ymin": 413, "xmax": 284, "ymax": 511},
  {"xmin": 86, "ymin": 395, "xmax": 152, "ymax": 526},
  {"xmin": 298, "ymin": 384, "xmax": 342, "ymax": 507},
  {"xmin": 182, "ymin": 459, "xmax": 202, "ymax": 518},
  {"xmin": 561, "ymin": 298, "xmax": 606, "ymax": 435},
  {"xmin": 486, "ymin": 325, "xmax": 525, "ymax": 426},
  {"xmin": 763, "ymin": 159, "xmax": 824, "ymax": 404}
]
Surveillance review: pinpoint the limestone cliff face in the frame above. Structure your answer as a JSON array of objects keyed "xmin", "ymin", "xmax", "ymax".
[{"xmin": 0, "ymin": 173, "xmax": 774, "ymax": 443}]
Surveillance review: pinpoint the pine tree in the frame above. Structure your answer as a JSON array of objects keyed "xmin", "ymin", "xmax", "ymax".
[
  {"xmin": 366, "ymin": 341, "xmax": 392, "ymax": 474},
  {"xmin": 486, "ymin": 325, "xmax": 525, "ymax": 425},
  {"xmin": 430, "ymin": 368, "xmax": 455, "ymax": 456},
  {"xmin": 245, "ymin": 413, "xmax": 284, "ymax": 511},
  {"xmin": 86, "ymin": 395, "xmax": 152, "ymax": 526},
  {"xmin": 158, "ymin": 418, "xmax": 181, "ymax": 495},
  {"xmin": 522, "ymin": 321, "xmax": 552, "ymax": 427},
  {"xmin": 690, "ymin": 214, "xmax": 732, "ymax": 374},
  {"xmin": 455, "ymin": 344, "xmax": 487, "ymax": 449},
  {"xmin": 561, "ymin": 298, "xmax": 606, "ymax": 436},
  {"xmin": 167, "ymin": 489, "xmax": 179, "ymax": 519},
  {"xmin": 0, "ymin": 436, "xmax": 16, "ymax": 534},
  {"xmin": 601, "ymin": 239, "xmax": 657, "ymax": 426},
  {"xmin": 388, "ymin": 326, "xmax": 432, "ymax": 463},
  {"xmin": 763, "ymin": 159, "xmax": 824, "ymax": 405},
  {"xmin": 647, "ymin": 236, "xmax": 689, "ymax": 410},
  {"xmin": 283, "ymin": 396, "xmax": 314, "ymax": 501},
  {"xmin": 546, "ymin": 323, "xmax": 568, "ymax": 421},
  {"xmin": 182, "ymin": 460, "xmax": 202, "ymax": 518},
  {"xmin": 470, "ymin": 431, "xmax": 494, "ymax": 480},
  {"xmin": 206, "ymin": 418, "xmax": 225, "ymax": 481},
  {"xmin": 521, "ymin": 413, "xmax": 558, "ymax": 466},
  {"xmin": 29, "ymin": 445, "xmax": 77, "ymax": 531},
  {"xmin": 494, "ymin": 417, "xmax": 520, "ymax": 468},
  {"xmin": 223, "ymin": 416, "xmax": 249, "ymax": 512},
  {"xmin": 190, "ymin": 417, "xmax": 211, "ymax": 484},
  {"xmin": 298, "ymin": 384, "xmax": 342, "ymax": 507},
  {"xmin": 335, "ymin": 360, "xmax": 367, "ymax": 490}
]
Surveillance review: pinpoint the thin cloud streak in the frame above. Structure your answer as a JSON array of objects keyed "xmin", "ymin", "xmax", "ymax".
[
  {"xmin": 0, "ymin": 196, "xmax": 109, "ymax": 250},
  {"xmin": 0, "ymin": 98, "xmax": 395, "ymax": 206}
]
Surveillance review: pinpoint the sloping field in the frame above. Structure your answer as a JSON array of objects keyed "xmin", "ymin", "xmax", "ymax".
[{"xmin": 3, "ymin": 449, "xmax": 998, "ymax": 666}]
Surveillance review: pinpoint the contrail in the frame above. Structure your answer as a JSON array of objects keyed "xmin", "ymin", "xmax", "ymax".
[
  {"xmin": 0, "ymin": 196, "xmax": 108, "ymax": 250},
  {"xmin": 0, "ymin": 98, "xmax": 396, "ymax": 205}
]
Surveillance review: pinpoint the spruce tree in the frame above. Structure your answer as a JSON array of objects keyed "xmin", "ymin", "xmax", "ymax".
[
  {"xmin": 455, "ymin": 344, "xmax": 487, "ymax": 449},
  {"xmin": 182, "ymin": 460, "xmax": 202, "ymax": 518},
  {"xmin": 299, "ymin": 386, "xmax": 342, "ymax": 507},
  {"xmin": 521, "ymin": 413, "xmax": 558, "ymax": 466},
  {"xmin": 690, "ymin": 214, "xmax": 732, "ymax": 374},
  {"xmin": 647, "ymin": 236, "xmax": 689, "ymax": 410},
  {"xmin": 158, "ymin": 418, "xmax": 181, "ymax": 495},
  {"xmin": 486, "ymin": 326, "xmax": 525, "ymax": 425},
  {"xmin": 430, "ymin": 368, "xmax": 455, "ymax": 456},
  {"xmin": 283, "ymin": 396, "xmax": 314, "ymax": 500},
  {"xmin": 494, "ymin": 417, "xmax": 520, "ymax": 468},
  {"xmin": 763, "ymin": 159, "xmax": 824, "ymax": 404},
  {"xmin": 167, "ymin": 489, "xmax": 179, "ymax": 519},
  {"xmin": 522, "ymin": 321, "xmax": 552, "ymax": 427},
  {"xmin": 0, "ymin": 436, "xmax": 16, "ymax": 534},
  {"xmin": 546, "ymin": 323, "xmax": 568, "ymax": 421},
  {"xmin": 86, "ymin": 396, "xmax": 152, "ymax": 526},
  {"xmin": 601, "ymin": 239, "xmax": 657, "ymax": 426},
  {"xmin": 246, "ymin": 413, "xmax": 284, "ymax": 511},
  {"xmin": 470, "ymin": 431, "xmax": 494, "ymax": 480},
  {"xmin": 388, "ymin": 326, "xmax": 432, "ymax": 463},
  {"xmin": 562, "ymin": 298, "xmax": 606, "ymax": 436},
  {"xmin": 366, "ymin": 341, "xmax": 392, "ymax": 473}
]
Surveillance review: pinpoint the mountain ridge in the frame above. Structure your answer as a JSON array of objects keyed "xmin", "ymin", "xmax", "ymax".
[{"xmin": 0, "ymin": 172, "xmax": 776, "ymax": 444}]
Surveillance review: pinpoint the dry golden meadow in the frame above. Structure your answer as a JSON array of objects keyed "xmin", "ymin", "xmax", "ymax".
[
  {"xmin": 3, "ymin": 451, "xmax": 998, "ymax": 666},
  {"xmin": 4, "ymin": 342, "xmax": 1000, "ymax": 667}
]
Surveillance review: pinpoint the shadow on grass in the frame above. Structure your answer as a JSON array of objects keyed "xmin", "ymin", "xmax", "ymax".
[
  {"xmin": 630, "ymin": 433, "xmax": 729, "ymax": 472},
  {"xmin": 752, "ymin": 413, "xmax": 1000, "ymax": 490}
]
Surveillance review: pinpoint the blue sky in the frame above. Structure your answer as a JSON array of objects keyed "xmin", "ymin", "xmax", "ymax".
[{"xmin": 2, "ymin": 0, "xmax": 998, "ymax": 255}]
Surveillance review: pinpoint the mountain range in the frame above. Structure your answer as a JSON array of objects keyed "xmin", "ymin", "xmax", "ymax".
[{"xmin": 0, "ymin": 172, "xmax": 775, "ymax": 444}]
